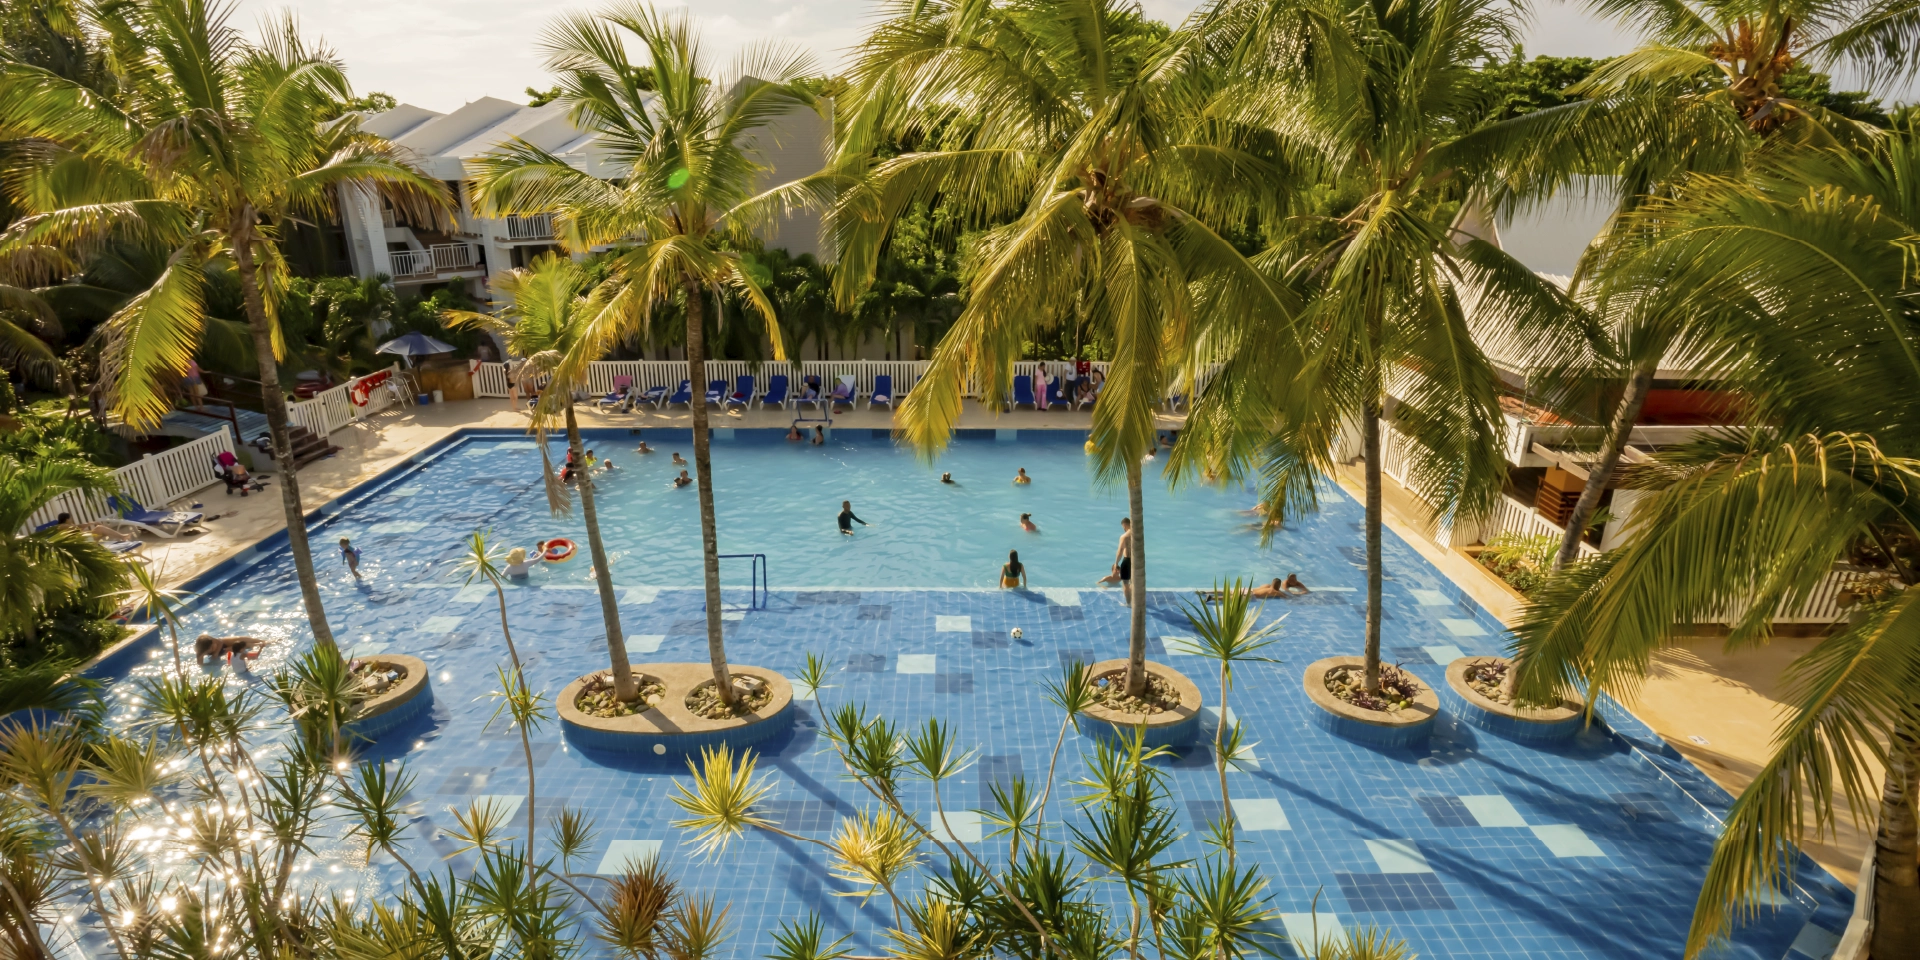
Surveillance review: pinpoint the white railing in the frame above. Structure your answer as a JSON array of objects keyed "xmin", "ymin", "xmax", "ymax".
[
  {"xmin": 22, "ymin": 431, "xmax": 236, "ymax": 533},
  {"xmin": 389, "ymin": 249, "xmax": 431, "ymax": 277},
  {"xmin": 289, "ymin": 364, "xmax": 405, "ymax": 437},
  {"xmin": 430, "ymin": 243, "xmax": 475, "ymax": 271},
  {"xmin": 470, "ymin": 359, "xmax": 1125, "ymax": 404},
  {"xmin": 505, "ymin": 214, "xmax": 553, "ymax": 241}
]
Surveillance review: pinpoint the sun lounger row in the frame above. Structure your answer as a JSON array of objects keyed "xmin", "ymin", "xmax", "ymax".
[{"xmin": 589, "ymin": 374, "xmax": 903, "ymax": 412}]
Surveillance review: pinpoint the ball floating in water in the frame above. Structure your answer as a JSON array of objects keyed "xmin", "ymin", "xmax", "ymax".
[
  {"xmin": 1011, "ymin": 627, "xmax": 1023, "ymax": 640},
  {"xmin": 652, "ymin": 743, "xmax": 666, "ymax": 756},
  {"xmin": 1084, "ymin": 440, "xmax": 1097, "ymax": 453}
]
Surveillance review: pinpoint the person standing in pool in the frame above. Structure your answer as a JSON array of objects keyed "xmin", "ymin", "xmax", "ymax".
[
  {"xmin": 339, "ymin": 537, "xmax": 362, "ymax": 578},
  {"xmin": 1097, "ymin": 517, "xmax": 1131, "ymax": 599},
  {"xmin": 1020, "ymin": 513, "xmax": 1038, "ymax": 532},
  {"xmin": 1013, "ymin": 468, "xmax": 1031, "ymax": 484},
  {"xmin": 812, "ymin": 426, "xmax": 826, "ymax": 445},
  {"xmin": 1000, "ymin": 550, "xmax": 1027, "ymax": 588},
  {"xmin": 838, "ymin": 500, "xmax": 868, "ymax": 535}
]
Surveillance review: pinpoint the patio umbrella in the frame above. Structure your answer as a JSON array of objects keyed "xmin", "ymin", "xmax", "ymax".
[{"xmin": 375, "ymin": 332, "xmax": 455, "ymax": 367}]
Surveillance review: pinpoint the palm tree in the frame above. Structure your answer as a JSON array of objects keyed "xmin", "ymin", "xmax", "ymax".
[
  {"xmin": 468, "ymin": 2, "xmax": 814, "ymax": 706},
  {"xmin": 1175, "ymin": 0, "xmax": 1584, "ymax": 694},
  {"xmin": 0, "ymin": 445, "xmax": 125, "ymax": 645},
  {"xmin": 1472, "ymin": 0, "xmax": 1920, "ymax": 569},
  {"xmin": 1510, "ymin": 136, "xmax": 1920, "ymax": 958},
  {"xmin": 0, "ymin": 0, "xmax": 451, "ymax": 653},
  {"xmin": 444, "ymin": 256, "xmax": 639, "ymax": 702},
  {"xmin": 836, "ymin": 0, "xmax": 1298, "ymax": 697}
]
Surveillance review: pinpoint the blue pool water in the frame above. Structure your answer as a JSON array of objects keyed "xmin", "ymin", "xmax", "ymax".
[{"xmin": 94, "ymin": 429, "xmax": 1850, "ymax": 960}]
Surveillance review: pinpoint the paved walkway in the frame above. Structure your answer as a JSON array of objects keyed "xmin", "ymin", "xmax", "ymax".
[{"xmin": 136, "ymin": 395, "xmax": 1869, "ymax": 887}]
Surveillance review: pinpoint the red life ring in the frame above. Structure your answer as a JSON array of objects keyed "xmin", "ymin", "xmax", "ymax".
[
  {"xmin": 541, "ymin": 538, "xmax": 577, "ymax": 562},
  {"xmin": 349, "ymin": 382, "xmax": 371, "ymax": 407}
]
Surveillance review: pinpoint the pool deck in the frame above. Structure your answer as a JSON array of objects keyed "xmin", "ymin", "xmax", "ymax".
[{"xmin": 133, "ymin": 396, "xmax": 1871, "ymax": 888}]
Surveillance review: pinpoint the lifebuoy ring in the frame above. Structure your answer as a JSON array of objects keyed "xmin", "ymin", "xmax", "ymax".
[
  {"xmin": 349, "ymin": 382, "xmax": 371, "ymax": 407},
  {"xmin": 541, "ymin": 538, "xmax": 577, "ymax": 562}
]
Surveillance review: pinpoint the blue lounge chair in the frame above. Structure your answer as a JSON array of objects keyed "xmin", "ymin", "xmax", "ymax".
[
  {"xmin": 1045, "ymin": 376, "xmax": 1067, "ymax": 409},
  {"xmin": 794, "ymin": 375, "xmax": 827, "ymax": 410},
  {"xmin": 1009, "ymin": 375, "xmax": 1036, "ymax": 411},
  {"xmin": 725, "ymin": 376, "xmax": 755, "ymax": 410},
  {"xmin": 594, "ymin": 375, "xmax": 634, "ymax": 409},
  {"xmin": 664, "ymin": 380, "xmax": 692, "ymax": 408},
  {"xmin": 761, "ymin": 375, "xmax": 790, "ymax": 409},
  {"xmin": 636, "ymin": 383, "xmax": 668, "ymax": 408},
  {"xmin": 869, "ymin": 375, "xmax": 894, "ymax": 410},
  {"xmin": 829, "ymin": 375, "xmax": 857, "ymax": 412},
  {"xmin": 704, "ymin": 379, "xmax": 729, "ymax": 407},
  {"xmin": 105, "ymin": 495, "xmax": 203, "ymax": 539}
]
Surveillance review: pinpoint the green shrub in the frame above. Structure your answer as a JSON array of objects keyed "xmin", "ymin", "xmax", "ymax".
[{"xmin": 1479, "ymin": 532, "xmax": 1559, "ymax": 595}]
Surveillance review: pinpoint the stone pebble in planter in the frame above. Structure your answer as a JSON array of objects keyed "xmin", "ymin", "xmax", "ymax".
[
  {"xmin": 1301, "ymin": 655, "xmax": 1439, "ymax": 747},
  {"xmin": 558, "ymin": 663, "xmax": 793, "ymax": 758},
  {"xmin": 1442, "ymin": 657, "xmax": 1585, "ymax": 744},
  {"xmin": 1077, "ymin": 659, "xmax": 1203, "ymax": 749},
  {"xmin": 343, "ymin": 655, "xmax": 434, "ymax": 742}
]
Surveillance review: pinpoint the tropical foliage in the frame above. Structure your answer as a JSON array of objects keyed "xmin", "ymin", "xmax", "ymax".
[{"xmin": 0, "ymin": 446, "xmax": 127, "ymax": 664}]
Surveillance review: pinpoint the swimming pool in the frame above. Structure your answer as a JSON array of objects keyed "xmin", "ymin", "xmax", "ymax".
[{"xmin": 92, "ymin": 428, "xmax": 1850, "ymax": 960}]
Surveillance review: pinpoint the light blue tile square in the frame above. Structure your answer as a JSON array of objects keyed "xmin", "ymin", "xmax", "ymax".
[
  {"xmin": 451, "ymin": 584, "xmax": 492, "ymax": 603},
  {"xmin": 595, "ymin": 839, "xmax": 663, "ymax": 875},
  {"xmin": 1231, "ymin": 798, "xmax": 1290, "ymax": 831},
  {"xmin": 1423, "ymin": 645, "xmax": 1466, "ymax": 664},
  {"xmin": 624, "ymin": 587, "xmax": 659, "ymax": 604},
  {"xmin": 1788, "ymin": 922, "xmax": 1841, "ymax": 960},
  {"xmin": 1440, "ymin": 619, "xmax": 1488, "ymax": 637},
  {"xmin": 1162, "ymin": 636, "xmax": 1205, "ymax": 656},
  {"xmin": 1365, "ymin": 838, "xmax": 1432, "ymax": 873},
  {"xmin": 1410, "ymin": 589, "xmax": 1450, "ymax": 606},
  {"xmin": 897, "ymin": 654, "xmax": 937, "ymax": 674},
  {"xmin": 935, "ymin": 616, "xmax": 971, "ymax": 632},
  {"xmin": 927, "ymin": 810, "xmax": 981, "ymax": 843},
  {"xmin": 1461, "ymin": 795, "xmax": 1527, "ymax": 827},
  {"xmin": 627, "ymin": 635, "xmax": 664, "ymax": 654},
  {"xmin": 1040, "ymin": 588, "xmax": 1080, "ymax": 606},
  {"xmin": 469, "ymin": 795, "xmax": 525, "ymax": 822},
  {"xmin": 1532, "ymin": 824, "xmax": 1605, "ymax": 858},
  {"xmin": 421, "ymin": 616, "xmax": 462, "ymax": 633},
  {"xmin": 1280, "ymin": 913, "xmax": 1343, "ymax": 952},
  {"xmin": 369, "ymin": 521, "xmax": 428, "ymax": 535}
]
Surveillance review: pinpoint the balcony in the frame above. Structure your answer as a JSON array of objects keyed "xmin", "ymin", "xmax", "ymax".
[
  {"xmin": 380, "ymin": 208, "xmax": 396, "ymax": 228},
  {"xmin": 503, "ymin": 213, "xmax": 553, "ymax": 241},
  {"xmin": 390, "ymin": 243, "xmax": 478, "ymax": 279}
]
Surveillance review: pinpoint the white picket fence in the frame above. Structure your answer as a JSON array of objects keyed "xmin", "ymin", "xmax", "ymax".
[
  {"xmin": 288, "ymin": 364, "xmax": 406, "ymax": 437},
  {"xmin": 470, "ymin": 359, "xmax": 1126, "ymax": 405},
  {"xmin": 23, "ymin": 430, "xmax": 237, "ymax": 533}
]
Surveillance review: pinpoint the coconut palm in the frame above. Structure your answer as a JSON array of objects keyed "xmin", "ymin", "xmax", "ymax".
[
  {"xmin": 1510, "ymin": 135, "xmax": 1920, "ymax": 958},
  {"xmin": 1175, "ymin": 0, "xmax": 1585, "ymax": 693},
  {"xmin": 467, "ymin": 2, "xmax": 816, "ymax": 706},
  {"xmin": 0, "ymin": 446, "xmax": 126, "ymax": 646},
  {"xmin": 0, "ymin": 0, "xmax": 452, "ymax": 653},
  {"xmin": 835, "ymin": 0, "xmax": 1298, "ymax": 697},
  {"xmin": 443, "ymin": 257, "xmax": 639, "ymax": 703}
]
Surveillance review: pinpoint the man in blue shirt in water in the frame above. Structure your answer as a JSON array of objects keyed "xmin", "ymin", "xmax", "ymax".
[{"xmin": 838, "ymin": 501, "xmax": 868, "ymax": 535}]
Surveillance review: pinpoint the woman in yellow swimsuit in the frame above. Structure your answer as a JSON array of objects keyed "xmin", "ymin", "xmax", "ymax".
[{"xmin": 1000, "ymin": 550, "xmax": 1028, "ymax": 589}]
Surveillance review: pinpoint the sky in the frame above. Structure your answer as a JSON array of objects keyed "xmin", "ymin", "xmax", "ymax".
[{"xmin": 234, "ymin": 0, "xmax": 1650, "ymax": 114}]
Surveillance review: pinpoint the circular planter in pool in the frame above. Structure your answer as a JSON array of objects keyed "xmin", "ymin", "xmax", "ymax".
[
  {"xmin": 1078, "ymin": 659, "xmax": 1203, "ymax": 749},
  {"xmin": 344, "ymin": 655, "xmax": 433, "ymax": 741},
  {"xmin": 559, "ymin": 663, "xmax": 793, "ymax": 757},
  {"xmin": 1303, "ymin": 656, "xmax": 1439, "ymax": 748},
  {"xmin": 1443, "ymin": 657, "xmax": 1584, "ymax": 744}
]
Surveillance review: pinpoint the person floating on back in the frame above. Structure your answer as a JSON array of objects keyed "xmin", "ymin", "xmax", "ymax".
[
  {"xmin": 1000, "ymin": 550, "xmax": 1027, "ymax": 589},
  {"xmin": 838, "ymin": 500, "xmax": 868, "ymax": 536},
  {"xmin": 1013, "ymin": 467, "xmax": 1031, "ymax": 485},
  {"xmin": 339, "ymin": 537, "xmax": 361, "ymax": 578}
]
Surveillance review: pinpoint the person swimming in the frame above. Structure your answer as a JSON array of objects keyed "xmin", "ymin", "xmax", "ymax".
[
  {"xmin": 838, "ymin": 500, "xmax": 868, "ymax": 535},
  {"xmin": 941, "ymin": 472, "xmax": 955, "ymax": 484},
  {"xmin": 674, "ymin": 470, "xmax": 692, "ymax": 488},
  {"xmin": 787, "ymin": 426, "xmax": 804, "ymax": 442},
  {"xmin": 672, "ymin": 452, "xmax": 688, "ymax": 465},
  {"xmin": 1013, "ymin": 468, "xmax": 1031, "ymax": 485},
  {"xmin": 812, "ymin": 426, "xmax": 825, "ymax": 445},
  {"xmin": 635, "ymin": 440, "xmax": 654, "ymax": 453},
  {"xmin": 1000, "ymin": 550, "xmax": 1027, "ymax": 589},
  {"xmin": 195, "ymin": 634, "xmax": 265, "ymax": 664},
  {"xmin": 1020, "ymin": 513, "xmax": 1037, "ymax": 532},
  {"xmin": 1284, "ymin": 573, "xmax": 1310, "ymax": 595},
  {"xmin": 505, "ymin": 547, "xmax": 534, "ymax": 579}
]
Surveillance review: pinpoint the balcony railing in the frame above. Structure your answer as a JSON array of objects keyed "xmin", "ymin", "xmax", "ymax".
[
  {"xmin": 380, "ymin": 208, "xmax": 396, "ymax": 228},
  {"xmin": 504, "ymin": 213, "xmax": 553, "ymax": 241},
  {"xmin": 389, "ymin": 243, "xmax": 476, "ymax": 278}
]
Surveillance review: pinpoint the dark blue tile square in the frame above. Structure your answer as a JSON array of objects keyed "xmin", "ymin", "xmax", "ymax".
[
  {"xmin": 797, "ymin": 591, "xmax": 860, "ymax": 606},
  {"xmin": 668, "ymin": 619, "xmax": 707, "ymax": 635},
  {"xmin": 1057, "ymin": 649, "xmax": 1095, "ymax": 669},
  {"xmin": 756, "ymin": 800, "xmax": 839, "ymax": 831},
  {"xmin": 978, "ymin": 754, "xmax": 1022, "ymax": 805},
  {"xmin": 1146, "ymin": 637, "xmax": 1167, "ymax": 656},
  {"xmin": 935, "ymin": 672, "xmax": 974, "ymax": 694},
  {"xmin": 857, "ymin": 605, "xmax": 892, "ymax": 620},
  {"xmin": 1049, "ymin": 606, "xmax": 1085, "ymax": 621},
  {"xmin": 1336, "ymin": 872, "xmax": 1456, "ymax": 912},
  {"xmin": 846, "ymin": 654, "xmax": 886, "ymax": 673},
  {"xmin": 1187, "ymin": 799, "xmax": 1232, "ymax": 829},
  {"xmin": 1415, "ymin": 795, "xmax": 1476, "ymax": 827},
  {"xmin": 1392, "ymin": 647, "xmax": 1434, "ymax": 664},
  {"xmin": 437, "ymin": 767, "xmax": 491, "ymax": 795},
  {"xmin": 1614, "ymin": 791, "xmax": 1677, "ymax": 823}
]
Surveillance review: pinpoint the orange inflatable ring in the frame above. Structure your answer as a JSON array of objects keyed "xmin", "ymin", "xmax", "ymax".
[{"xmin": 541, "ymin": 538, "xmax": 577, "ymax": 563}]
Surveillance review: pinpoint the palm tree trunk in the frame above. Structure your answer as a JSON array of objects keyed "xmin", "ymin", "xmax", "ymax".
[
  {"xmin": 1554, "ymin": 363, "xmax": 1655, "ymax": 569},
  {"xmin": 564, "ymin": 403, "xmax": 635, "ymax": 701},
  {"xmin": 685, "ymin": 283, "xmax": 734, "ymax": 705},
  {"xmin": 1124, "ymin": 458, "xmax": 1149, "ymax": 698},
  {"xmin": 1873, "ymin": 721, "xmax": 1920, "ymax": 958},
  {"xmin": 233, "ymin": 217, "xmax": 336, "ymax": 655},
  {"xmin": 1362, "ymin": 397, "xmax": 1384, "ymax": 694}
]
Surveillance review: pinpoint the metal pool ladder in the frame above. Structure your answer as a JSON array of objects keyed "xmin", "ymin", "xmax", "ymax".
[{"xmin": 716, "ymin": 553, "xmax": 768, "ymax": 610}]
